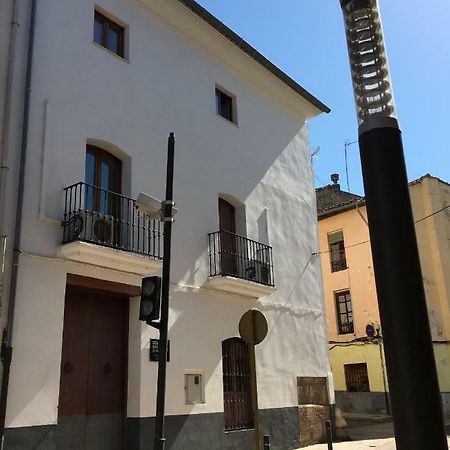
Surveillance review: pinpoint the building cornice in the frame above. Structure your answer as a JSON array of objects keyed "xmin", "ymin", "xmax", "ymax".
[{"xmin": 140, "ymin": 0, "xmax": 330, "ymax": 119}]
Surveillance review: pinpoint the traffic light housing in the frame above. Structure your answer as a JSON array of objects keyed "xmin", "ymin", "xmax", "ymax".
[{"xmin": 139, "ymin": 276, "xmax": 161, "ymax": 324}]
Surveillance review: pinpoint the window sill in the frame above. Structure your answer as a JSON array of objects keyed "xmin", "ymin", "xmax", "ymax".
[
  {"xmin": 224, "ymin": 427, "xmax": 254, "ymax": 434},
  {"xmin": 215, "ymin": 114, "xmax": 239, "ymax": 128},
  {"xmin": 331, "ymin": 267, "xmax": 348, "ymax": 273},
  {"xmin": 92, "ymin": 41, "xmax": 130, "ymax": 63}
]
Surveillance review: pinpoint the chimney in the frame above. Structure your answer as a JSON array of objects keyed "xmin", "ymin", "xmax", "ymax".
[{"xmin": 331, "ymin": 173, "xmax": 339, "ymax": 185}]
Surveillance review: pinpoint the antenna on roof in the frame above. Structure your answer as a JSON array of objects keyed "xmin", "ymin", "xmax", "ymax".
[
  {"xmin": 310, "ymin": 146, "xmax": 320, "ymax": 164},
  {"xmin": 344, "ymin": 139, "xmax": 358, "ymax": 191}
]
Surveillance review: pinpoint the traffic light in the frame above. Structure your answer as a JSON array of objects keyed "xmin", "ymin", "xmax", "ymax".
[{"xmin": 139, "ymin": 276, "xmax": 161, "ymax": 324}]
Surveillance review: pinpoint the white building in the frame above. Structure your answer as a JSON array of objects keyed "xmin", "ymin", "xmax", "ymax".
[{"xmin": 0, "ymin": 0, "xmax": 332, "ymax": 449}]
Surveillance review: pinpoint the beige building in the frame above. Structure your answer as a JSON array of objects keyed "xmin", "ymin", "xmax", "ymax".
[{"xmin": 316, "ymin": 174, "xmax": 450, "ymax": 415}]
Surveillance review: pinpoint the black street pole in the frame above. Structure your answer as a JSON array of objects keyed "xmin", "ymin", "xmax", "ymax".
[
  {"xmin": 339, "ymin": 1, "xmax": 447, "ymax": 449},
  {"xmin": 153, "ymin": 133, "xmax": 175, "ymax": 450}
]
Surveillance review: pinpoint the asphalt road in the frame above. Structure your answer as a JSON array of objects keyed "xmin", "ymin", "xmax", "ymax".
[{"xmin": 347, "ymin": 419, "xmax": 450, "ymax": 441}]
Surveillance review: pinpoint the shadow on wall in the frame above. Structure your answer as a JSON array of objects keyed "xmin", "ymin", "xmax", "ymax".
[
  {"xmin": 128, "ymin": 287, "xmax": 258, "ymax": 445},
  {"xmin": 171, "ymin": 123, "xmax": 307, "ymax": 290}
]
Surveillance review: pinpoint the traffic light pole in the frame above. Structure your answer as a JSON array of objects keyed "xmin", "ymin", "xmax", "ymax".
[{"xmin": 153, "ymin": 133, "xmax": 175, "ymax": 450}]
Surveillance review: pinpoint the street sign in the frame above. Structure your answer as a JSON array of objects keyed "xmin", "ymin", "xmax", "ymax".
[
  {"xmin": 150, "ymin": 339, "xmax": 171, "ymax": 362},
  {"xmin": 239, "ymin": 310, "xmax": 268, "ymax": 345}
]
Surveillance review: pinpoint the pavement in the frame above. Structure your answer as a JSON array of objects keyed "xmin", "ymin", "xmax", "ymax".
[{"xmin": 296, "ymin": 415, "xmax": 450, "ymax": 450}]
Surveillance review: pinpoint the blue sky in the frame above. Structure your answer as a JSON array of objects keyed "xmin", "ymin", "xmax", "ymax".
[{"xmin": 195, "ymin": 0, "xmax": 450, "ymax": 195}]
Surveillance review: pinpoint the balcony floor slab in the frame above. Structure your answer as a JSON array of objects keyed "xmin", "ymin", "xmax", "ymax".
[
  {"xmin": 205, "ymin": 276, "xmax": 275, "ymax": 299},
  {"xmin": 58, "ymin": 241, "xmax": 162, "ymax": 276}
]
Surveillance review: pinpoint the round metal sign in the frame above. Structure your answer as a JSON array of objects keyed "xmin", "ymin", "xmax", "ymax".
[{"xmin": 239, "ymin": 310, "xmax": 268, "ymax": 345}]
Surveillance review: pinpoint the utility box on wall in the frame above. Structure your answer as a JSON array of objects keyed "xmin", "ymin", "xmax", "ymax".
[{"xmin": 185, "ymin": 374, "xmax": 204, "ymax": 404}]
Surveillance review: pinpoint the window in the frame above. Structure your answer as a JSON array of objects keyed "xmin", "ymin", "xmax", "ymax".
[
  {"xmin": 222, "ymin": 338, "xmax": 253, "ymax": 431},
  {"xmin": 215, "ymin": 88, "xmax": 235, "ymax": 123},
  {"xmin": 85, "ymin": 145, "xmax": 122, "ymax": 214},
  {"xmin": 328, "ymin": 231, "xmax": 347, "ymax": 272},
  {"xmin": 84, "ymin": 146, "xmax": 122, "ymax": 245},
  {"xmin": 335, "ymin": 290, "xmax": 354, "ymax": 334},
  {"xmin": 344, "ymin": 363, "xmax": 370, "ymax": 392},
  {"xmin": 219, "ymin": 198, "xmax": 237, "ymax": 277},
  {"xmin": 94, "ymin": 10, "xmax": 125, "ymax": 57}
]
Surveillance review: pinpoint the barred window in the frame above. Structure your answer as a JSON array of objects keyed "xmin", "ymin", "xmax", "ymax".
[
  {"xmin": 222, "ymin": 338, "xmax": 253, "ymax": 431},
  {"xmin": 328, "ymin": 231, "xmax": 347, "ymax": 272},
  {"xmin": 335, "ymin": 290, "xmax": 354, "ymax": 334},
  {"xmin": 344, "ymin": 363, "xmax": 370, "ymax": 392}
]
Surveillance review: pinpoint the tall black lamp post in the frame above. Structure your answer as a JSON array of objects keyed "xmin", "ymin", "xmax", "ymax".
[{"xmin": 339, "ymin": 1, "xmax": 447, "ymax": 449}]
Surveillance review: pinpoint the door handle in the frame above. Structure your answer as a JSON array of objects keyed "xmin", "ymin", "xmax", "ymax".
[{"xmin": 63, "ymin": 362, "xmax": 73, "ymax": 374}]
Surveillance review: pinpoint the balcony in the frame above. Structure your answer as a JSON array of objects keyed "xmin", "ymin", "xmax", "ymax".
[
  {"xmin": 58, "ymin": 182, "xmax": 163, "ymax": 275},
  {"xmin": 206, "ymin": 230, "xmax": 275, "ymax": 298}
]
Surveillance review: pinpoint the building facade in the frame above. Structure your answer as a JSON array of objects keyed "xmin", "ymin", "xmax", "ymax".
[
  {"xmin": 0, "ymin": 0, "xmax": 332, "ymax": 449},
  {"xmin": 317, "ymin": 174, "xmax": 450, "ymax": 415}
]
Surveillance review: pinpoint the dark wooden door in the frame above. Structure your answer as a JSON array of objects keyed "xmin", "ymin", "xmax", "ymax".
[
  {"xmin": 219, "ymin": 198, "xmax": 238, "ymax": 276},
  {"xmin": 58, "ymin": 288, "xmax": 128, "ymax": 450}
]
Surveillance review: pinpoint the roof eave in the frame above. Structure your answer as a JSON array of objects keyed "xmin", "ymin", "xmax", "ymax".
[{"xmin": 175, "ymin": 0, "xmax": 330, "ymax": 114}]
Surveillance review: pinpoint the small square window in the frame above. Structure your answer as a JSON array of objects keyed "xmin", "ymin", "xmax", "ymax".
[
  {"xmin": 215, "ymin": 88, "xmax": 236, "ymax": 123},
  {"xmin": 94, "ymin": 10, "xmax": 125, "ymax": 58}
]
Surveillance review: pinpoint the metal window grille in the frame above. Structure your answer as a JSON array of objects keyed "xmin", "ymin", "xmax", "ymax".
[
  {"xmin": 328, "ymin": 231, "xmax": 347, "ymax": 272},
  {"xmin": 62, "ymin": 182, "xmax": 163, "ymax": 259},
  {"xmin": 335, "ymin": 291, "xmax": 354, "ymax": 334},
  {"xmin": 344, "ymin": 363, "xmax": 370, "ymax": 392},
  {"xmin": 222, "ymin": 338, "xmax": 254, "ymax": 431},
  {"xmin": 208, "ymin": 230, "xmax": 274, "ymax": 287}
]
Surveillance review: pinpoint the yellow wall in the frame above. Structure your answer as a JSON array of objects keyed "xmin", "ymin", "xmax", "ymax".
[
  {"xmin": 318, "ymin": 176, "xmax": 450, "ymax": 394},
  {"xmin": 410, "ymin": 177, "xmax": 450, "ymax": 341},
  {"xmin": 330, "ymin": 341, "xmax": 449, "ymax": 393},
  {"xmin": 329, "ymin": 341, "xmax": 388, "ymax": 392},
  {"xmin": 318, "ymin": 205, "xmax": 379, "ymax": 342},
  {"xmin": 434, "ymin": 344, "xmax": 450, "ymax": 392}
]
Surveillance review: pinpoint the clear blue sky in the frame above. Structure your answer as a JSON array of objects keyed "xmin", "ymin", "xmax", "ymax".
[{"xmin": 195, "ymin": 0, "xmax": 449, "ymax": 195}]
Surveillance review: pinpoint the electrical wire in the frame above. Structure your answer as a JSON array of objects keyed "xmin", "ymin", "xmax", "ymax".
[
  {"xmin": 314, "ymin": 202, "xmax": 450, "ymax": 255},
  {"xmin": 414, "ymin": 203, "xmax": 450, "ymax": 223},
  {"xmin": 314, "ymin": 175, "xmax": 328, "ymax": 187}
]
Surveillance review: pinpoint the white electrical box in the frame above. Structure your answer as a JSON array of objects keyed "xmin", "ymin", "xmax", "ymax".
[{"xmin": 185, "ymin": 373, "xmax": 204, "ymax": 404}]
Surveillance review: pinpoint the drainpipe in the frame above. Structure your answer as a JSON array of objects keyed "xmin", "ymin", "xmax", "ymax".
[
  {"xmin": 0, "ymin": 0, "xmax": 37, "ymax": 443},
  {"xmin": 0, "ymin": 0, "xmax": 19, "ymax": 308},
  {"xmin": 378, "ymin": 338, "xmax": 390, "ymax": 415}
]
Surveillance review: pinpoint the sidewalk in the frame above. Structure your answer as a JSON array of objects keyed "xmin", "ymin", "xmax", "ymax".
[
  {"xmin": 301, "ymin": 437, "xmax": 450, "ymax": 449},
  {"xmin": 296, "ymin": 415, "xmax": 450, "ymax": 449}
]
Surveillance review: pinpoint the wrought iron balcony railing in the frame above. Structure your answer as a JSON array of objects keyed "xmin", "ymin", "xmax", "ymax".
[
  {"xmin": 62, "ymin": 182, "xmax": 163, "ymax": 259},
  {"xmin": 208, "ymin": 230, "xmax": 274, "ymax": 287}
]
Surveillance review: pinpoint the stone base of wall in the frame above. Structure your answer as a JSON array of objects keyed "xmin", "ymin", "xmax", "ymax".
[
  {"xmin": 4, "ymin": 425, "xmax": 57, "ymax": 450},
  {"xmin": 442, "ymin": 392, "xmax": 450, "ymax": 415},
  {"xmin": 335, "ymin": 391, "xmax": 390, "ymax": 414},
  {"xmin": 298, "ymin": 405, "xmax": 328, "ymax": 447},
  {"xmin": 336, "ymin": 391, "xmax": 450, "ymax": 416},
  {"xmin": 4, "ymin": 407, "xmax": 300, "ymax": 450}
]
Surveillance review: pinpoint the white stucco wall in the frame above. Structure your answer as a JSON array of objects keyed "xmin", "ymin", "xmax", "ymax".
[{"xmin": 4, "ymin": 0, "xmax": 329, "ymax": 428}]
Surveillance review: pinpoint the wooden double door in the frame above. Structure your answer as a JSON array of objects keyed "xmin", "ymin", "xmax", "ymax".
[{"xmin": 57, "ymin": 286, "xmax": 129, "ymax": 449}]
